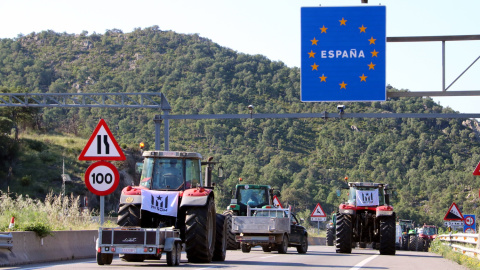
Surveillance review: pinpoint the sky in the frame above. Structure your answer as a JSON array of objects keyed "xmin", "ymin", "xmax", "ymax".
[{"xmin": 0, "ymin": 0, "xmax": 479, "ymax": 114}]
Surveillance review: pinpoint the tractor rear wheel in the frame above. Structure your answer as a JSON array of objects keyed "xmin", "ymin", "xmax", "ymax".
[
  {"xmin": 326, "ymin": 227, "xmax": 335, "ymax": 246},
  {"xmin": 379, "ymin": 215, "xmax": 396, "ymax": 255},
  {"xmin": 409, "ymin": 235, "xmax": 417, "ymax": 251},
  {"xmin": 185, "ymin": 198, "xmax": 216, "ymax": 263},
  {"xmin": 335, "ymin": 213, "xmax": 352, "ymax": 254},
  {"xmin": 213, "ymin": 214, "xmax": 227, "ymax": 261},
  {"xmin": 223, "ymin": 210, "xmax": 240, "ymax": 250},
  {"xmin": 416, "ymin": 237, "xmax": 424, "ymax": 251},
  {"xmin": 117, "ymin": 203, "xmax": 141, "ymax": 227}
]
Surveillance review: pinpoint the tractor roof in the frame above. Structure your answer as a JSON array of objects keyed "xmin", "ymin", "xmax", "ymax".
[
  {"xmin": 348, "ymin": 182, "xmax": 386, "ymax": 188},
  {"xmin": 142, "ymin": 151, "xmax": 202, "ymax": 159},
  {"xmin": 237, "ymin": 184, "xmax": 271, "ymax": 189}
]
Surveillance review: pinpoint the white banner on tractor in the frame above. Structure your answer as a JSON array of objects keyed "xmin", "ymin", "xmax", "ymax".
[
  {"xmin": 356, "ymin": 189, "xmax": 379, "ymax": 206},
  {"xmin": 141, "ymin": 190, "xmax": 179, "ymax": 217}
]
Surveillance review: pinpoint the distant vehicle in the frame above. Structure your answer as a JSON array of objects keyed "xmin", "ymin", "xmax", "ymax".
[{"xmin": 417, "ymin": 225, "xmax": 438, "ymax": 251}]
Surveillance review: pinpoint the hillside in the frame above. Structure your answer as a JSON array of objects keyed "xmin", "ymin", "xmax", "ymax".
[{"xmin": 1, "ymin": 27, "xmax": 480, "ymax": 226}]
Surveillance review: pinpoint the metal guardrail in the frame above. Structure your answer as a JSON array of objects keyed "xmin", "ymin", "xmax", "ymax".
[
  {"xmin": 0, "ymin": 233, "xmax": 13, "ymax": 250},
  {"xmin": 438, "ymin": 233, "xmax": 480, "ymax": 258}
]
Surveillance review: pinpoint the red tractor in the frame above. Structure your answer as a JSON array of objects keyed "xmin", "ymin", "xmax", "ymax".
[
  {"xmin": 336, "ymin": 182, "xmax": 396, "ymax": 255},
  {"xmin": 417, "ymin": 225, "xmax": 437, "ymax": 252},
  {"xmin": 116, "ymin": 151, "xmax": 226, "ymax": 263}
]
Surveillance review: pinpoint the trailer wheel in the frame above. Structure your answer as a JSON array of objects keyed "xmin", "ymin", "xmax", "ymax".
[
  {"xmin": 379, "ymin": 215, "xmax": 396, "ymax": 255},
  {"xmin": 297, "ymin": 235, "xmax": 308, "ymax": 254},
  {"xmin": 96, "ymin": 251, "xmax": 105, "ymax": 265},
  {"xmin": 185, "ymin": 198, "xmax": 216, "ymax": 263},
  {"xmin": 117, "ymin": 203, "xmax": 141, "ymax": 227},
  {"xmin": 96, "ymin": 252, "xmax": 113, "ymax": 265},
  {"xmin": 213, "ymin": 213, "xmax": 227, "ymax": 261},
  {"xmin": 167, "ymin": 241, "xmax": 179, "ymax": 266},
  {"xmin": 241, "ymin": 243, "xmax": 251, "ymax": 253},
  {"xmin": 223, "ymin": 210, "xmax": 240, "ymax": 250},
  {"xmin": 278, "ymin": 234, "xmax": 289, "ymax": 254},
  {"xmin": 335, "ymin": 213, "xmax": 352, "ymax": 254}
]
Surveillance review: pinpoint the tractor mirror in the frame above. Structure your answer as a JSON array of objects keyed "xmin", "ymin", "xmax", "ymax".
[{"xmin": 218, "ymin": 166, "xmax": 224, "ymax": 179}]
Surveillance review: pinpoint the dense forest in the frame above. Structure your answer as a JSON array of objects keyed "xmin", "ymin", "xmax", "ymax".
[{"xmin": 1, "ymin": 26, "xmax": 480, "ymax": 227}]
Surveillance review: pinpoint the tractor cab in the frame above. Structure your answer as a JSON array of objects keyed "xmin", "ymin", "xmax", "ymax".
[
  {"xmin": 227, "ymin": 184, "xmax": 273, "ymax": 216},
  {"xmin": 138, "ymin": 151, "xmax": 203, "ymax": 191}
]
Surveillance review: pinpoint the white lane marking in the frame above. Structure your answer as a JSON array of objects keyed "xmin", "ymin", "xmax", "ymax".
[
  {"xmin": 350, "ymin": 254, "xmax": 379, "ymax": 270},
  {"xmin": 260, "ymin": 254, "xmax": 279, "ymax": 259}
]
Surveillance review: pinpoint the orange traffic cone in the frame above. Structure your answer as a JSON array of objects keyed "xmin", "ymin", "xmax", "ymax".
[{"xmin": 8, "ymin": 216, "xmax": 15, "ymax": 229}]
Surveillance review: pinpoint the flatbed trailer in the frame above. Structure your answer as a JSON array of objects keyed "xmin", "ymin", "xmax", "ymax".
[{"xmin": 96, "ymin": 227, "xmax": 182, "ymax": 266}]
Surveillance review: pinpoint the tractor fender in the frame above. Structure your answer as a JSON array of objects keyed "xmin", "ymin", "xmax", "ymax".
[
  {"xmin": 180, "ymin": 188, "xmax": 213, "ymax": 207},
  {"xmin": 119, "ymin": 186, "xmax": 146, "ymax": 204}
]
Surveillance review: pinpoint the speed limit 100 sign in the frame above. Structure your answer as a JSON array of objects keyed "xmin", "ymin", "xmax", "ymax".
[{"xmin": 84, "ymin": 161, "xmax": 119, "ymax": 196}]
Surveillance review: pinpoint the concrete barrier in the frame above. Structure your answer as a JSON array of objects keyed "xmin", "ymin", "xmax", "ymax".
[
  {"xmin": 0, "ymin": 231, "xmax": 325, "ymax": 267},
  {"xmin": 308, "ymin": 237, "xmax": 325, "ymax": 246},
  {"xmin": 0, "ymin": 230, "xmax": 97, "ymax": 267}
]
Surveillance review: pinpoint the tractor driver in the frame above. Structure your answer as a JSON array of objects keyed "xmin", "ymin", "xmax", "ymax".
[{"xmin": 161, "ymin": 159, "xmax": 183, "ymax": 189}]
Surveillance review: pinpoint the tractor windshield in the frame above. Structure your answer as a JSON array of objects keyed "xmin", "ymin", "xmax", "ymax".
[
  {"xmin": 424, "ymin": 227, "xmax": 436, "ymax": 235},
  {"xmin": 139, "ymin": 157, "xmax": 201, "ymax": 190},
  {"xmin": 237, "ymin": 186, "xmax": 269, "ymax": 208}
]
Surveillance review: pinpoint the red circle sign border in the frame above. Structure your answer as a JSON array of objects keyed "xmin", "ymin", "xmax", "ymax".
[
  {"xmin": 84, "ymin": 161, "xmax": 119, "ymax": 196},
  {"xmin": 465, "ymin": 216, "xmax": 474, "ymax": 226}
]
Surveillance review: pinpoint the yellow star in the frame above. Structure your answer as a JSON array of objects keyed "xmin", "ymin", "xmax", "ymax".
[
  {"xmin": 368, "ymin": 62, "xmax": 376, "ymax": 70},
  {"xmin": 339, "ymin": 18, "xmax": 347, "ymax": 26},
  {"xmin": 320, "ymin": 25, "xmax": 328, "ymax": 33},
  {"xmin": 311, "ymin": 37, "xmax": 318, "ymax": 45},
  {"xmin": 359, "ymin": 74, "xmax": 367, "ymax": 82},
  {"xmin": 308, "ymin": 50, "xmax": 316, "ymax": 58},
  {"xmin": 339, "ymin": 81, "xmax": 347, "ymax": 89},
  {"xmin": 311, "ymin": 63, "xmax": 319, "ymax": 71},
  {"xmin": 368, "ymin": 37, "xmax": 376, "ymax": 45},
  {"xmin": 371, "ymin": 49, "xmax": 379, "ymax": 57},
  {"xmin": 359, "ymin": 25, "xmax": 367, "ymax": 33},
  {"xmin": 319, "ymin": 74, "xmax": 327, "ymax": 82}
]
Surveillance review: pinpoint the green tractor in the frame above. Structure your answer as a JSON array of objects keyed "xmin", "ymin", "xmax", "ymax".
[
  {"xmin": 223, "ymin": 183, "xmax": 276, "ymax": 250},
  {"xmin": 398, "ymin": 219, "xmax": 415, "ymax": 250}
]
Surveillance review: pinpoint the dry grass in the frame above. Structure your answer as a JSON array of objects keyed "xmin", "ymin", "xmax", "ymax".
[{"xmin": 0, "ymin": 191, "xmax": 104, "ymax": 232}]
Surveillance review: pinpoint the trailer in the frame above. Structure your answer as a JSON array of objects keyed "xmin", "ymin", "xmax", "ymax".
[
  {"xmin": 231, "ymin": 206, "xmax": 308, "ymax": 254},
  {"xmin": 96, "ymin": 227, "xmax": 182, "ymax": 266}
]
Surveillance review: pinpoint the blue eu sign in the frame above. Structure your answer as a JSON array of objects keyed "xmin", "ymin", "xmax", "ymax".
[{"xmin": 301, "ymin": 6, "xmax": 386, "ymax": 102}]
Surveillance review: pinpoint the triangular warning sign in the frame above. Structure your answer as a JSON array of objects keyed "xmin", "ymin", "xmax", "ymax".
[
  {"xmin": 443, "ymin": 202, "xmax": 464, "ymax": 221},
  {"xmin": 78, "ymin": 119, "xmax": 126, "ymax": 161},
  {"xmin": 311, "ymin": 203, "xmax": 326, "ymax": 217},
  {"xmin": 273, "ymin": 195, "xmax": 284, "ymax": 209},
  {"xmin": 473, "ymin": 161, "xmax": 480, "ymax": 176}
]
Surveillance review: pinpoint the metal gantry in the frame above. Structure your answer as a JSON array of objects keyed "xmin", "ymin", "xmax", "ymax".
[{"xmin": 0, "ymin": 35, "xmax": 479, "ymax": 151}]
